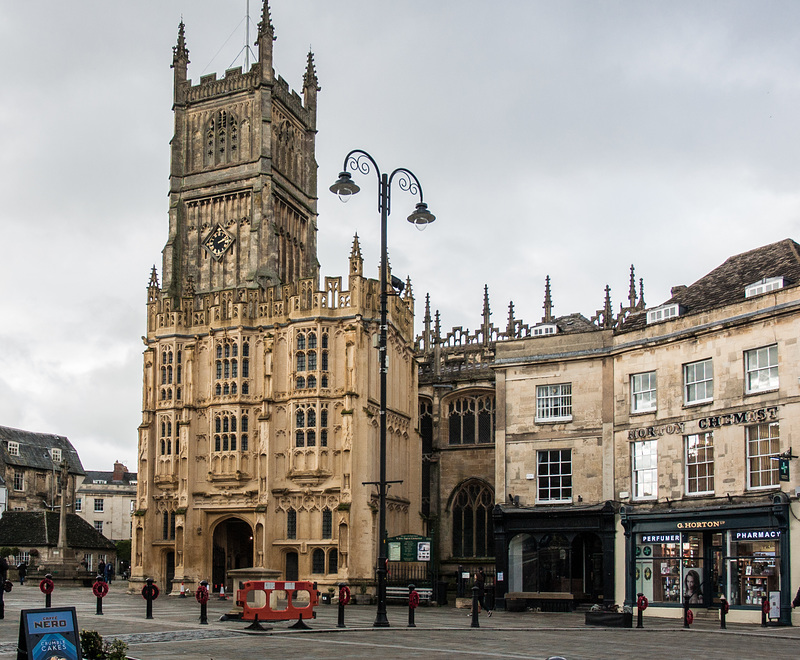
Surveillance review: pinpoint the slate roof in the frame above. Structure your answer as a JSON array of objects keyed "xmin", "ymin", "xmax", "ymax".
[
  {"xmin": 0, "ymin": 426, "xmax": 84, "ymax": 474},
  {"xmin": 553, "ymin": 313, "xmax": 599, "ymax": 334},
  {"xmin": 0, "ymin": 511, "xmax": 115, "ymax": 550},
  {"xmin": 619, "ymin": 239, "xmax": 800, "ymax": 332},
  {"xmin": 83, "ymin": 470, "xmax": 137, "ymax": 486}
]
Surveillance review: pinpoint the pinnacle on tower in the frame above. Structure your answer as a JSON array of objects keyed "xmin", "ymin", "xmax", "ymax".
[
  {"xmin": 507, "ymin": 301, "xmax": 516, "ymax": 336},
  {"xmin": 303, "ymin": 50, "xmax": 321, "ymax": 91},
  {"xmin": 148, "ymin": 266, "xmax": 160, "ymax": 289},
  {"xmin": 258, "ymin": 0, "xmax": 276, "ymax": 41},
  {"xmin": 543, "ymin": 276, "xmax": 554, "ymax": 323},
  {"xmin": 172, "ymin": 20, "xmax": 190, "ymax": 66},
  {"xmin": 638, "ymin": 277, "xmax": 646, "ymax": 310},
  {"xmin": 628, "ymin": 265, "xmax": 637, "ymax": 308}
]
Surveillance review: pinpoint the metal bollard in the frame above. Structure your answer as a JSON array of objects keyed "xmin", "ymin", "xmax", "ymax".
[
  {"xmin": 636, "ymin": 592, "xmax": 646, "ymax": 628},
  {"xmin": 337, "ymin": 582, "xmax": 350, "ymax": 629},
  {"xmin": 142, "ymin": 577, "xmax": 159, "ymax": 620},
  {"xmin": 40, "ymin": 575, "xmax": 55, "ymax": 609},
  {"xmin": 0, "ymin": 579, "xmax": 11, "ymax": 620},
  {"xmin": 683, "ymin": 598, "xmax": 691, "ymax": 628},
  {"xmin": 471, "ymin": 585, "xmax": 480, "ymax": 628},
  {"xmin": 762, "ymin": 596, "xmax": 768, "ymax": 627},
  {"xmin": 720, "ymin": 597, "xmax": 728, "ymax": 629},
  {"xmin": 408, "ymin": 584, "xmax": 417, "ymax": 628},
  {"xmin": 196, "ymin": 580, "xmax": 210, "ymax": 625},
  {"xmin": 93, "ymin": 575, "xmax": 109, "ymax": 615}
]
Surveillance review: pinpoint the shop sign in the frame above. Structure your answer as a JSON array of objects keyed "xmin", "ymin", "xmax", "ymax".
[
  {"xmin": 628, "ymin": 422, "xmax": 685, "ymax": 440},
  {"xmin": 698, "ymin": 406, "xmax": 778, "ymax": 430},
  {"xmin": 641, "ymin": 534, "xmax": 680, "ymax": 543},
  {"xmin": 733, "ymin": 530, "xmax": 782, "ymax": 541},
  {"xmin": 676, "ymin": 520, "xmax": 725, "ymax": 530}
]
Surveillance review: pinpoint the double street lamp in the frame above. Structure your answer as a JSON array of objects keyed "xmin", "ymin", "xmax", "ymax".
[{"xmin": 330, "ymin": 150, "xmax": 435, "ymax": 627}]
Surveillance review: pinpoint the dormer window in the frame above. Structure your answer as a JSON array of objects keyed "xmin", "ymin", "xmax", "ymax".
[
  {"xmin": 532, "ymin": 324, "xmax": 558, "ymax": 336},
  {"xmin": 50, "ymin": 448, "xmax": 62, "ymax": 462},
  {"xmin": 8, "ymin": 442, "xmax": 19, "ymax": 457},
  {"xmin": 646, "ymin": 303, "xmax": 682, "ymax": 325},
  {"xmin": 745, "ymin": 277, "xmax": 784, "ymax": 298}
]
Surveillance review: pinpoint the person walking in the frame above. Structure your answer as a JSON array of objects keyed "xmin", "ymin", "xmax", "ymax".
[
  {"xmin": 97, "ymin": 559, "xmax": 106, "ymax": 582},
  {"xmin": 104, "ymin": 561, "xmax": 113, "ymax": 583},
  {"xmin": 17, "ymin": 560, "xmax": 27, "ymax": 586}
]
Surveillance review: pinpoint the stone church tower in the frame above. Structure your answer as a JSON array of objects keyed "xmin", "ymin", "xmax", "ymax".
[{"xmin": 132, "ymin": 2, "xmax": 422, "ymax": 595}]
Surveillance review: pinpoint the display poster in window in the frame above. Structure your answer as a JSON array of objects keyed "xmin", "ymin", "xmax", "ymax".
[
  {"xmin": 416, "ymin": 541, "xmax": 431, "ymax": 561},
  {"xmin": 17, "ymin": 607, "xmax": 81, "ymax": 660},
  {"xmin": 769, "ymin": 591, "xmax": 781, "ymax": 619},
  {"xmin": 388, "ymin": 542, "xmax": 401, "ymax": 562}
]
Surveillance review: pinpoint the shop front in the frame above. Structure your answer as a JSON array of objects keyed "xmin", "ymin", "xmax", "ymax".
[
  {"xmin": 493, "ymin": 501, "xmax": 617, "ymax": 611},
  {"xmin": 620, "ymin": 494, "xmax": 790, "ymax": 624}
]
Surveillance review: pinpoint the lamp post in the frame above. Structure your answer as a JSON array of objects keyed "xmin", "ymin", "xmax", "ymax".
[{"xmin": 330, "ymin": 150, "xmax": 435, "ymax": 627}]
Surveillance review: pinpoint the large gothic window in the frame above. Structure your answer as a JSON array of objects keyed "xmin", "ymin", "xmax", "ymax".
[
  {"xmin": 419, "ymin": 400, "xmax": 433, "ymax": 519},
  {"xmin": 294, "ymin": 402, "xmax": 328, "ymax": 448},
  {"xmin": 451, "ymin": 480, "xmax": 495, "ymax": 558},
  {"xmin": 213, "ymin": 411, "xmax": 250, "ymax": 453},
  {"xmin": 205, "ymin": 109, "xmax": 239, "ymax": 167},
  {"xmin": 448, "ymin": 393, "xmax": 495, "ymax": 445}
]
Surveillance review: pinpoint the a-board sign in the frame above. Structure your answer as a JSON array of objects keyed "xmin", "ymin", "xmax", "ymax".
[
  {"xmin": 387, "ymin": 534, "xmax": 432, "ymax": 562},
  {"xmin": 17, "ymin": 607, "xmax": 81, "ymax": 660}
]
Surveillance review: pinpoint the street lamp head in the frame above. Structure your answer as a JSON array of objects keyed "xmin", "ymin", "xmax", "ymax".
[
  {"xmin": 329, "ymin": 171, "xmax": 360, "ymax": 203},
  {"xmin": 407, "ymin": 202, "xmax": 436, "ymax": 230}
]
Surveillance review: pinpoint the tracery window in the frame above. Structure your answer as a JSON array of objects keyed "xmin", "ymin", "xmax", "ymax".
[
  {"xmin": 322, "ymin": 509, "xmax": 332, "ymax": 539},
  {"xmin": 295, "ymin": 329, "xmax": 329, "ymax": 391},
  {"xmin": 160, "ymin": 417, "xmax": 174, "ymax": 455},
  {"xmin": 448, "ymin": 393, "xmax": 495, "ymax": 445},
  {"xmin": 214, "ymin": 338, "xmax": 249, "ymax": 399},
  {"xmin": 212, "ymin": 411, "xmax": 251, "ymax": 453},
  {"xmin": 287, "ymin": 509, "xmax": 297, "ymax": 539},
  {"xmin": 205, "ymin": 109, "xmax": 238, "ymax": 167},
  {"xmin": 295, "ymin": 402, "xmax": 329, "ymax": 447},
  {"xmin": 451, "ymin": 480, "xmax": 495, "ymax": 558}
]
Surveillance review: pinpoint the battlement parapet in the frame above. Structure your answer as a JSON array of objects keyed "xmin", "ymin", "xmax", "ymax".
[{"xmin": 186, "ymin": 66, "xmax": 260, "ymax": 102}]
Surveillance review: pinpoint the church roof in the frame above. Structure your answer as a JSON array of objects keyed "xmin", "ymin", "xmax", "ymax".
[
  {"xmin": 0, "ymin": 426, "xmax": 84, "ymax": 474},
  {"xmin": 0, "ymin": 511, "xmax": 115, "ymax": 550}
]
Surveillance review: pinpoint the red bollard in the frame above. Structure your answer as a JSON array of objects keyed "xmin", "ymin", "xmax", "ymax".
[
  {"xmin": 636, "ymin": 593, "xmax": 648, "ymax": 628},
  {"xmin": 408, "ymin": 584, "xmax": 420, "ymax": 628},
  {"xmin": 196, "ymin": 580, "xmax": 210, "ymax": 625},
  {"xmin": 141, "ymin": 577, "xmax": 160, "ymax": 620},
  {"xmin": 337, "ymin": 583, "xmax": 350, "ymax": 629}
]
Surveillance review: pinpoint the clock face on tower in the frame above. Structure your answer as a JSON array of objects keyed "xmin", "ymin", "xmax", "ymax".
[{"xmin": 203, "ymin": 225, "xmax": 234, "ymax": 260}]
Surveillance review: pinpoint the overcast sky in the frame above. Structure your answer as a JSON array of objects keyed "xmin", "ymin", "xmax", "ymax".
[{"xmin": 1, "ymin": 1, "xmax": 799, "ymax": 471}]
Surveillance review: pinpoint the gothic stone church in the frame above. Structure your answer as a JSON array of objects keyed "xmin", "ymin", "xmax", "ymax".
[{"xmin": 131, "ymin": 4, "xmax": 422, "ymax": 594}]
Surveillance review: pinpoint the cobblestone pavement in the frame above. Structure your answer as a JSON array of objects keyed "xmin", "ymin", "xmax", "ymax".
[{"xmin": 0, "ymin": 583, "xmax": 798, "ymax": 659}]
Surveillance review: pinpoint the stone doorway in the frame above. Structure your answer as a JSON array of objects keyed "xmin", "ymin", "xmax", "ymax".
[{"xmin": 212, "ymin": 518, "xmax": 254, "ymax": 593}]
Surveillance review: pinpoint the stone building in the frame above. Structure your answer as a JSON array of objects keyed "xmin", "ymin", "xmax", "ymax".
[
  {"xmin": 0, "ymin": 426, "xmax": 83, "ymax": 515},
  {"xmin": 133, "ymin": 2, "xmax": 421, "ymax": 595},
  {"xmin": 75, "ymin": 462, "xmax": 137, "ymax": 541},
  {"xmin": 486, "ymin": 239, "xmax": 800, "ymax": 624}
]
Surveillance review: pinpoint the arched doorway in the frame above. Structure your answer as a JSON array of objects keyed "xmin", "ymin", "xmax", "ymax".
[
  {"xmin": 212, "ymin": 518, "xmax": 254, "ymax": 593},
  {"xmin": 285, "ymin": 551, "xmax": 299, "ymax": 581}
]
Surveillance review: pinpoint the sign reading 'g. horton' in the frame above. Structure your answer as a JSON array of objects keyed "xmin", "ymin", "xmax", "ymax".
[{"xmin": 627, "ymin": 406, "xmax": 779, "ymax": 440}]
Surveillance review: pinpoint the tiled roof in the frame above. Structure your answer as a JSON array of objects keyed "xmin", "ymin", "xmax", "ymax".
[
  {"xmin": 554, "ymin": 313, "xmax": 598, "ymax": 334},
  {"xmin": 619, "ymin": 239, "xmax": 800, "ymax": 332},
  {"xmin": 0, "ymin": 511, "xmax": 115, "ymax": 550},
  {"xmin": 0, "ymin": 426, "xmax": 84, "ymax": 474}
]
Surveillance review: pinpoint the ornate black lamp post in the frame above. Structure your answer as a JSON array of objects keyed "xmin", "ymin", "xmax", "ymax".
[{"xmin": 330, "ymin": 150, "xmax": 435, "ymax": 627}]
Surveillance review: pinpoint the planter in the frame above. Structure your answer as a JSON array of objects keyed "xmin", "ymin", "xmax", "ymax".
[{"xmin": 585, "ymin": 611, "xmax": 633, "ymax": 628}]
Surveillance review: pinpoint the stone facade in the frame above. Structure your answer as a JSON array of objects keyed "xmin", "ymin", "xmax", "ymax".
[
  {"xmin": 75, "ymin": 462, "xmax": 137, "ymax": 541},
  {"xmin": 133, "ymin": 3, "xmax": 421, "ymax": 595}
]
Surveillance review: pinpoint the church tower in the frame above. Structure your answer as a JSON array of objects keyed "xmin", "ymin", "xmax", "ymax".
[{"xmin": 133, "ymin": 2, "xmax": 422, "ymax": 598}]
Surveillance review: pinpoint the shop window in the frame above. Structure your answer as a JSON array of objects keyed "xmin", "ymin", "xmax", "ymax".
[
  {"xmin": 508, "ymin": 532, "xmax": 573, "ymax": 593},
  {"xmin": 684, "ymin": 359, "xmax": 713, "ymax": 405},
  {"xmin": 746, "ymin": 423, "xmax": 779, "ymax": 489},
  {"xmin": 685, "ymin": 432, "xmax": 714, "ymax": 495},
  {"xmin": 631, "ymin": 371, "xmax": 657, "ymax": 413},
  {"xmin": 537, "ymin": 449, "xmax": 572, "ymax": 503},
  {"xmin": 745, "ymin": 344, "xmax": 778, "ymax": 394},
  {"xmin": 535, "ymin": 384, "xmax": 572, "ymax": 422},
  {"xmin": 728, "ymin": 532, "xmax": 780, "ymax": 606},
  {"xmin": 632, "ymin": 440, "xmax": 657, "ymax": 500},
  {"xmin": 451, "ymin": 480, "xmax": 494, "ymax": 558}
]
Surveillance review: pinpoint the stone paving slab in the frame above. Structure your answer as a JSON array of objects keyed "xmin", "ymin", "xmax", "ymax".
[{"xmin": 0, "ymin": 583, "xmax": 798, "ymax": 659}]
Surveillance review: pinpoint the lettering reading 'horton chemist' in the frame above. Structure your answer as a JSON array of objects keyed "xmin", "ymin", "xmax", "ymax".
[{"xmin": 698, "ymin": 407, "xmax": 778, "ymax": 430}]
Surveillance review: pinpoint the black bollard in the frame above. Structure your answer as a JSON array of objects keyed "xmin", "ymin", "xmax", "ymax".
[
  {"xmin": 42, "ymin": 574, "xmax": 54, "ymax": 609},
  {"xmin": 471, "ymin": 585, "xmax": 480, "ymax": 628},
  {"xmin": 762, "ymin": 596, "xmax": 768, "ymax": 627},
  {"xmin": 337, "ymin": 582, "xmax": 348, "ymax": 629},
  {"xmin": 0, "ymin": 580, "xmax": 5, "ymax": 620},
  {"xmin": 408, "ymin": 584, "xmax": 416, "ymax": 628},
  {"xmin": 143, "ymin": 577, "xmax": 158, "ymax": 620},
  {"xmin": 720, "ymin": 598, "xmax": 727, "ymax": 629},
  {"xmin": 683, "ymin": 598, "xmax": 690, "ymax": 628}
]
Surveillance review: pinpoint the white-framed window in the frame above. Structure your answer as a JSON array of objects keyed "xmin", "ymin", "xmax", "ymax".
[
  {"xmin": 684, "ymin": 359, "xmax": 713, "ymax": 405},
  {"xmin": 685, "ymin": 433, "xmax": 714, "ymax": 495},
  {"xmin": 94, "ymin": 498, "xmax": 104, "ymax": 513},
  {"xmin": 8, "ymin": 442, "xmax": 19, "ymax": 457},
  {"xmin": 75, "ymin": 497, "xmax": 82, "ymax": 512},
  {"xmin": 13, "ymin": 471, "xmax": 23, "ymax": 491},
  {"xmin": 747, "ymin": 422, "xmax": 779, "ymax": 490},
  {"xmin": 646, "ymin": 304, "xmax": 681, "ymax": 324},
  {"xmin": 745, "ymin": 277, "xmax": 784, "ymax": 298},
  {"xmin": 630, "ymin": 372, "xmax": 657, "ymax": 413},
  {"xmin": 632, "ymin": 440, "xmax": 657, "ymax": 500},
  {"xmin": 84, "ymin": 554, "xmax": 93, "ymax": 572},
  {"xmin": 93, "ymin": 521, "xmax": 104, "ymax": 533},
  {"xmin": 745, "ymin": 345, "xmax": 778, "ymax": 393},
  {"xmin": 536, "ymin": 449, "xmax": 572, "ymax": 503},
  {"xmin": 535, "ymin": 384, "xmax": 572, "ymax": 422},
  {"xmin": 50, "ymin": 447, "xmax": 62, "ymax": 462},
  {"xmin": 532, "ymin": 324, "xmax": 557, "ymax": 336}
]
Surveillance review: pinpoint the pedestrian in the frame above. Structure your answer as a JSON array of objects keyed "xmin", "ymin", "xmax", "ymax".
[
  {"xmin": 0, "ymin": 556, "xmax": 7, "ymax": 583},
  {"xmin": 792, "ymin": 586, "xmax": 800, "ymax": 608},
  {"xmin": 98, "ymin": 559, "xmax": 106, "ymax": 583},
  {"xmin": 104, "ymin": 561, "xmax": 113, "ymax": 583},
  {"xmin": 17, "ymin": 560, "xmax": 27, "ymax": 586},
  {"xmin": 475, "ymin": 566, "xmax": 492, "ymax": 616}
]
